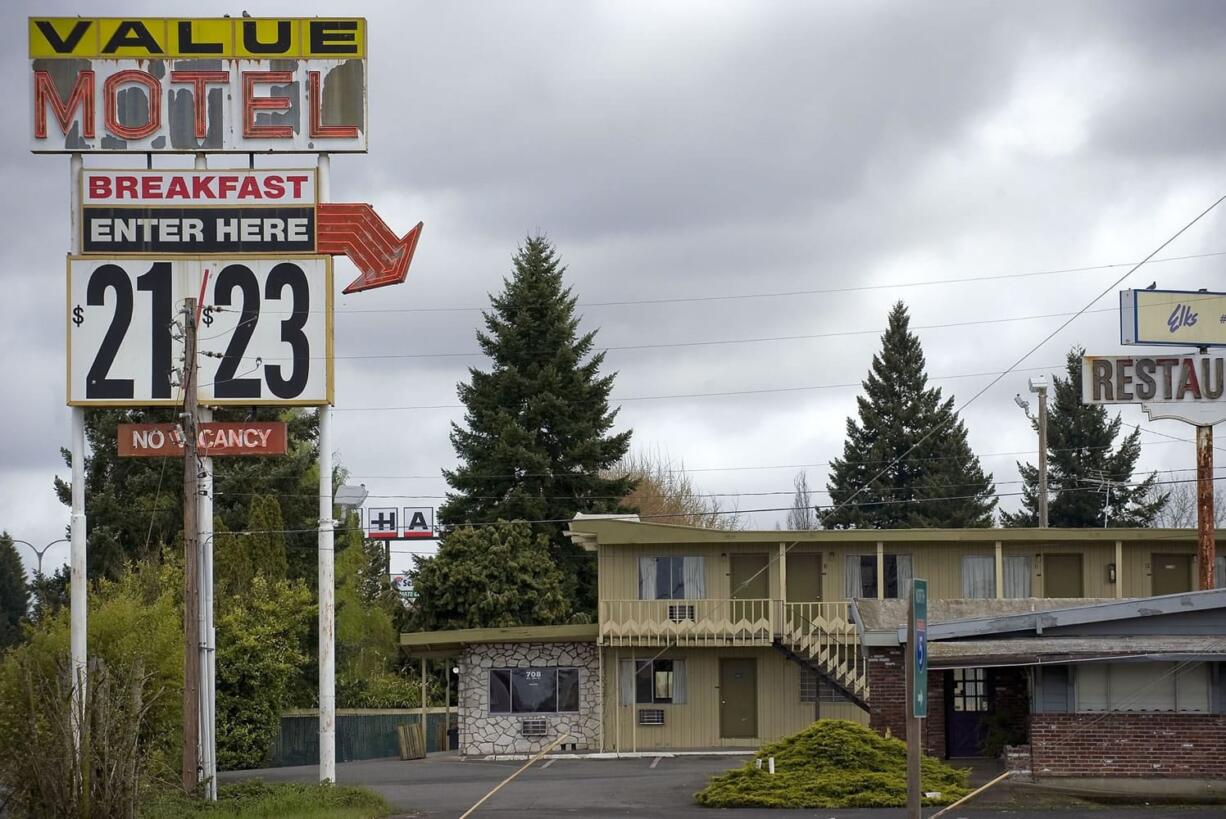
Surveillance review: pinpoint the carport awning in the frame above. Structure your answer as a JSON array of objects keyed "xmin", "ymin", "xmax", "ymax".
[{"xmin": 400, "ymin": 623, "xmax": 598, "ymax": 658}]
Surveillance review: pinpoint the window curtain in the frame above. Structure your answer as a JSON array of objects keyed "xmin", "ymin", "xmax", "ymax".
[
  {"xmin": 895, "ymin": 554, "xmax": 913, "ymax": 598},
  {"xmin": 1217, "ymin": 556, "xmax": 1226, "ymax": 590},
  {"xmin": 1004, "ymin": 555, "xmax": 1032, "ymax": 598},
  {"xmin": 844, "ymin": 555, "xmax": 863, "ymax": 598},
  {"xmin": 672, "ymin": 660, "xmax": 687, "ymax": 704},
  {"xmin": 961, "ymin": 555, "xmax": 996, "ymax": 599},
  {"xmin": 638, "ymin": 557, "xmax": 657, "ymax": 600},
  {"xmin": 618, "ymin": 660, "xmax": 636, "ymax": 705},
  {"xmin": 682, "ymin": 557, "xmax": 705, "ymax": 599}
]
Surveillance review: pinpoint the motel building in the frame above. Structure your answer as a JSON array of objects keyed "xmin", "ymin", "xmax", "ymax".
[{"xmin": 401, "ymin": 515, "xmax": 1226, "ymax": 786}]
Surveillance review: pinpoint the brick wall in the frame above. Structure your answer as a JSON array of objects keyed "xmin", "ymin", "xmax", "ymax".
[
  {"xmin": 866, "ymin": 647, "xmax": 946, "ymax": 757},
  {"xmin": 1030, "ymin": 713, "xmax": 1226, "ymax": 778}
]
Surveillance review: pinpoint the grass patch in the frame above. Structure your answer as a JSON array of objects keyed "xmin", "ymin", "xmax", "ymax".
[
  {"xmin": 140, "ymin": 780, "xmax": 392, "ymax": 819},
  {"xmin": 694, "ymin": 720, "xmax": 971, "ymax": 809}
]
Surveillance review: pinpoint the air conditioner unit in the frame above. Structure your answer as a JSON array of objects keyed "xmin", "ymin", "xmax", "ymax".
[
  {"xmin": 638, "ymin": 709, "xmax": 665, "ymax": 726},
  {"xmin": 520, "ymin": 718, "xmax": 548, "ymax": 737},
  {"xmin": 667, "ymin": 604, "xmax": 696, "ymax": 622}
]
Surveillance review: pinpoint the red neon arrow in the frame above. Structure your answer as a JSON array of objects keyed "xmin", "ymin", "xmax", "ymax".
[{"xmin": 317, "ymin": 203, "xmax": 424, "ymax": 294}]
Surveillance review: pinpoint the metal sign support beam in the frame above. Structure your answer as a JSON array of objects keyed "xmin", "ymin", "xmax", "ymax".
[
  {"xmin": 318, "ymin": 152, "xmax": 337, "ymax": 784},
  {"xmin": 68, "ymin": 151, "xmax": 88, "ymax": 777}
]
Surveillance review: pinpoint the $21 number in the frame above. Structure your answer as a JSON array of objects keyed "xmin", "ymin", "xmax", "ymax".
[{"xmin": 74, "ymin": 261, "xmax": 311, "ymax": 401}]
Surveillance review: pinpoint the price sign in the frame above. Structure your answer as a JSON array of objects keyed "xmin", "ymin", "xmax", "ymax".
[{"xmin": 68, "ymin": 256, "xmax": 332, "ymax": 407}]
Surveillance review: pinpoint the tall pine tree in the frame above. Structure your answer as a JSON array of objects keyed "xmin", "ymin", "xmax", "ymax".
[
  {"xmin": 0, "ymin": 533, "xmax": 29, "ymax": 650},
  {"xmin": 825, "ymin": 302, "xmax": 997, "ymax": 528},
  {"xmin": 1002, "ymin": 349, "xmax": 1166, "ymax": 527},
  {"xmin": 439, "ymin": 237, "xmax": 633, "ymax": 613}
]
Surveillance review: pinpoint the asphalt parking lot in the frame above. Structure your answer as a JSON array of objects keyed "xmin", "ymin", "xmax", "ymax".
[{"xmin": 222, "ymin": 752, "xmax": 1226, "ymax": 818}]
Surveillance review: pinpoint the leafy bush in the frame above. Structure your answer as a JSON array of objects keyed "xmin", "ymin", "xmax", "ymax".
[
  {"xmin": 694, "ymin": 720, "xmax": 970, "ymax": 809},
  {"xmin": 216, "ymin": 575, "xmax": 314, "ymax": 770},
  {"xmin": 0, "ymin": 562, "xmax": 182, "ymax": 817}
]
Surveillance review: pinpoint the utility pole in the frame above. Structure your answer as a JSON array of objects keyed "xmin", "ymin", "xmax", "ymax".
[
  {"xmin": 1197, "ymin": 423, "xmax": 1214, "ymax": 589},
  {"xmin": 182, "ymin": 297, "xmax": 201, "ymax": 793},
  {"xmin": 1032, "ymin": 377, "xmax": 1049, "ymax": 528}
]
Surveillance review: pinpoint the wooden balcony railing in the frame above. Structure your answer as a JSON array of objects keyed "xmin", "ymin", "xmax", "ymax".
[
  {"xmin": 599, "ymin": 598, "xmax": 774, "ymax": 646},
  {"xmin": 597, "ymin": 598, "xmax": 869, "ymax": 701}
]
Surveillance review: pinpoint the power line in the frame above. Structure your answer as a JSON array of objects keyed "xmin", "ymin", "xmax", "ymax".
[
  {"xmin": 234, "ymin": 307, "xmax": 1118, "ymax": 362},
  {"xmin": 329, "ymin": 363, "xmax": 1064, "ymax": 412},
  {"xmin": 321, "ymin": 249, "xmax": 1226, "ymax": 315}
]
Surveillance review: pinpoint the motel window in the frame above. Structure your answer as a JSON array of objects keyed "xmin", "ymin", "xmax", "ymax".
[
  {"xmin": 488, "ymin": 668, "xmax": 580, "ymax": 714},
  {"xmin": 799, "ymin": 667, "xmax": 852, "ymax": 705},
  {"xmin": 618, "ymin": 659, "xmax": 687, "ymax": 704},
  {"xmin": 844, "ymin": 554, "xmax": 912, "ymax": 599},
  {"xmin": 638, "ymin": 556, "xmax": 705, "ymax": 599},
  {"xmin": 1073, "ymin": 662, "xmax": 1210, "ymax": 714},
  {"xmin": 961, "ymin": 555, "xmax": 996, "ymax": 599}
]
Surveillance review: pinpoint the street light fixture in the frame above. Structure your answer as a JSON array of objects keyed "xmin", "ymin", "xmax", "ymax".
[{"xmin": 10, "ymin": 538, "xmax": 70, "ymax": 576}]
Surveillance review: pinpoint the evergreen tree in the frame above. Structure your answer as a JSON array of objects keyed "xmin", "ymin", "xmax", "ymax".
[
  {"xmin": 1002, "ymin": 349, "xmax": 1166, "ymax": 527},
  {"xmin": 213, "ymin": 516, "xmax": 254, "ymax": 596},
  {"xmin": 0, "ymin": 533, "xmax": 29, "ymax": 650},
  {"xmin": 439, "ymin": 237, "xmax": 633, "ymax": 611},
  {"xmin": 245, "ymin": 495, "xmax": 288, "ymax": 580},
  {"xmin": 825, "ymin": 302, "xmax": 997, "ymax": 528},
  {"xmin": 410, "ymin": 522, "xmax": 571, "ymax": 631},
  {"xmin": 27, "ymin": 566, "xmax": 69, "ymax": 625}
]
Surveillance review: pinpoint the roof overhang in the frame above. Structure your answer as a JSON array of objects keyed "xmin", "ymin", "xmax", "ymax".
[
  {"xmin": 564, "ymin": 516, "xmax": 1216, "ymax": 549},
  {"xmin": 399, "ymin": 623, "xmax": 598, "ymax": 657}
]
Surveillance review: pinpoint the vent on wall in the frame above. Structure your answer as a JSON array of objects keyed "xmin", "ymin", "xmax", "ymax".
[
  {"xmin": 520, "ymin": 718, "xmax": 548, "ymax": 737},
  {"xmin": 667, "ymin": 604, "xmax": 695, "ymax": 622},
  {"xmin": 638, "ymin": 709, "xmax": 665, "ymax": 726}
]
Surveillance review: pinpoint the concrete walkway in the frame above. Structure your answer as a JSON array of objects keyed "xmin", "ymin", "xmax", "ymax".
[{"xmin": 221, "ymin": 753, "xmax": 1226, "ymax": 818}]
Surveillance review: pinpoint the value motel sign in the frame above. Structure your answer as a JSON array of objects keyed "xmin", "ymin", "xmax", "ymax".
[{"xmin": 29, "ymin": 17, "xmax": 366, "ymax": 153}]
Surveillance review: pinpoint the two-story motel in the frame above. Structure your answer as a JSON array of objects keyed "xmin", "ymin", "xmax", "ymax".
[{"xmin": 401, "ymin": 516, "xmax": 1226, "ymax": 781}]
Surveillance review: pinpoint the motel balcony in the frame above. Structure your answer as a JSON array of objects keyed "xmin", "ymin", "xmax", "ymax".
[{"xmin": 598, "ymin": 599, "xmax": 860, "ymax": 649}]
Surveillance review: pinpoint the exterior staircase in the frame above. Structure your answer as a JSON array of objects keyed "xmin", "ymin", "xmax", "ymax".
[{"xmin": 775, "ymin": 602, "xmax": 869, "ymax": 712}]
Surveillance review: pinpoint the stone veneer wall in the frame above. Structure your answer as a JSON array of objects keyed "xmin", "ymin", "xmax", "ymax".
[{"xmin": 457, "ymin": 641, "xmax": 602, "ymax": 756}]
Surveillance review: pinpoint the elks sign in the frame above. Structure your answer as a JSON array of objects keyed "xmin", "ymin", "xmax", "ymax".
[
  {"xmin": 1082, "ymin": 354, "xmax": 1226, "ymax": 426},
  {"xmin": 82, "ymin": 170, "xmax": 317, "ymax": 253},
  {"xmin": 29, "ymin": 17, "xmax": 367, "ymax": 153}
]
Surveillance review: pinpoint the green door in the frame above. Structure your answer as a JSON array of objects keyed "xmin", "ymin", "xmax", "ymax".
[
  {"xmin": 1043, "ymin": 554, "xmax": 1083, "ymax": 598},
  {"xmin": 1152, "ymin": 554, "xmax": 1193, "ymax": 595},
  {"xmin": 730, "ymin": 554, "xmax": 769, "ymax": 600},
  {"xmin": 719, "ymin": 658, "xmax": 757, "ymax": 738},
  {"xmin": 786, "ymin": 553, "xmax": 823, "ymax": 601}
]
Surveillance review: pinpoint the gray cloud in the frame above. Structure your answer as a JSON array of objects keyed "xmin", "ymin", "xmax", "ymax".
[{"xmin": 4, "ymin": 1, "xmax": 1226, "ymax": 562}]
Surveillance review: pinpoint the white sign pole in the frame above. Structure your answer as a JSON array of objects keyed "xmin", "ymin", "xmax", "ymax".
[
  {"xmin": 317, "ymin": 152, "xmax": 337, "ymax": 784},
  {"xmin": 194, "ymin": 149, "xmax": 218, "ymax": 801},
  {"xmin": 68, "ymin": 151, "xmax": 88, "ymax": 766}
]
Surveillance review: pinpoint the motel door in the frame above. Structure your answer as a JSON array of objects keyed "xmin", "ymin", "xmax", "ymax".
[
  {"xmin": 946, "ymin": 667, "xmax": 992, "ymax": 757},
  {"xmin": 719, "ymin": 658, "xmax": 758, "ymax": 739},
  {"xmin": 1152, "ymin": 554, "xmax": 1193, "ymax": 595}
]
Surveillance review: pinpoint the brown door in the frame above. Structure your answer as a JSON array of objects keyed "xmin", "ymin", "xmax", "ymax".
[
  {"xmin": 730, "ymin": 554, "xmax": 769, "ymax": 600},
  {"xmin": 719, "ymin": 658, "xmax": 757, "ymax": 738},
  {"xmin": 786, "ymin": 553, "xmax": 823, "ymax": 601},
  {"xmin": 1152, "ymin": 554, "xmax": 1193, "ymax": 595},
  {"xmin": 1043, "ymin": 554, "xmax": 1083, "ymax": 597}
]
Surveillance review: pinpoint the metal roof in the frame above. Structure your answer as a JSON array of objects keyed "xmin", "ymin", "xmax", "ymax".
[{"xmin": 852, "ymin": 589, "xmax": 1226, "ymax": 650}]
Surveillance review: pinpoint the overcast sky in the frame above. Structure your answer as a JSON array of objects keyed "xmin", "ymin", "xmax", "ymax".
[{"xmin": 5, "ymin": 1, "xmax": 1226, "ymax": 575}]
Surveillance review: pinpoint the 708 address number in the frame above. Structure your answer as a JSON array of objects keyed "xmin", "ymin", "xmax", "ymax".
[{"xmin": 67, "ymin": 256, "xmax": 332, "ymax": 407}]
